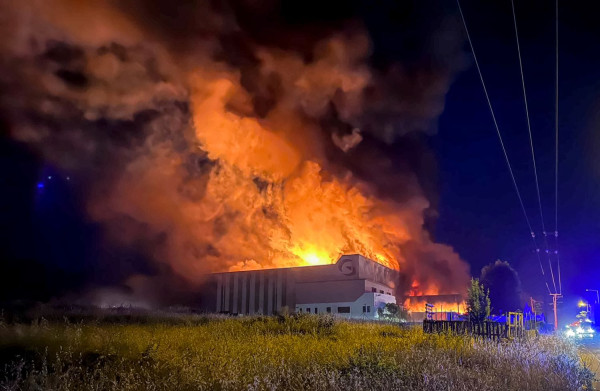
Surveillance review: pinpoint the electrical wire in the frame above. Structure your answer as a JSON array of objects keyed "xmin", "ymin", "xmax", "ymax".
[
  {"xmin": 555, "ymin": 0, "xmax": 562, "ymax": 295},
  {"xmin": 511, "ymin": 0, "xmax": 557, "ymax": 293},
  {"xmin": 457, "ymin": 0, "xmax": 551, "ymax": 294}
]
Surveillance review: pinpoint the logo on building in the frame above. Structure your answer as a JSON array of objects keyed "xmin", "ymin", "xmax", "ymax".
[{"xmin": 337, "ymin": 258, "xmax": 356, "ymax": 276}]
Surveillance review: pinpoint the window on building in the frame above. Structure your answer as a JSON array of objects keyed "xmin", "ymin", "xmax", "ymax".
[
  {"xmin": 380, "ymin": 290, "xmax": 384, "ymax": 294},
  {"xmin": 362, "ymin": 305, "xmax": 366, "ymax": 313},
  {"xmin": 337, "ymin": 306, "xmax": 350, "ymax": 313},
  {"xmin": 298, "ymin": 308, "xmax": 302, "ymax": 313},
  {"xmin": 371, "ymin": 287, "xmax": 377, "ymax": 293},
  {"xmin": 326, "ymin": 307, "xmax": 331, "ymax": 313},
  {"xmin": 367, "ymin": 306, "xmax": 371, "ymax": 313},
  {"xmin": 314, "ymin": 308, "xmax": 318, "ymax": 314},
  {"xmin": 387, "ymin": 292, "xmax": 391, "ymax": 295},
  {"xmin": 306, "ymin": 308, "xmax": 311, "ymax": 313}
]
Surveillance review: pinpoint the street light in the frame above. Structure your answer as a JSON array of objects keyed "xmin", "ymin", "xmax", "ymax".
[
  {"xmin": 586, "ymin": 289, "xmax": 599, "ymax": 304},
  {"xmin": 579, "ymin": 300, "xmax": 591, "ymax": 313}
]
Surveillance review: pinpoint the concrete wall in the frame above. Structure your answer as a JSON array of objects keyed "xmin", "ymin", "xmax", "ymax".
[
  {"xmin": 212, "ymin": 254, "xmax": 399, "ymax": 317},
  {"xmin": 295, "ymin": 292, "xmax": 397, "ymax": 319},
  {"xmin": 295, "ymin": 280, "xmax": 366, "ymax": 304}
]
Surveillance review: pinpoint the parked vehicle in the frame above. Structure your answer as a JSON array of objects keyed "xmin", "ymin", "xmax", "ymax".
[{"xmin": 565, "ymin": 319, "xmax": 595, "ymax": 338}]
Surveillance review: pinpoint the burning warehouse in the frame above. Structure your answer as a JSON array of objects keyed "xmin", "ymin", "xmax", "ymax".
[
  {"xmin": 207, "ymin": 254, "xmax": 398, "ymax": 318},
  {"xmin": 0, "ymin": 0, "xmax": 471, "ymax": 309},
  {"xmin": 204, "ymin": 254, "xmax": 464, "ymax": 320}
]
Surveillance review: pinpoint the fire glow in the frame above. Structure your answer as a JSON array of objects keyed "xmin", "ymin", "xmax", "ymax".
[
  {"xmin": 2, "ymin": 0, "xmax": 470, "ymax": 297},
  {"xmin": 403, "ymin": 300, "xmax": 467, "ymax": 314},
  {"xmin": 187, "ymin": 72, "xmax": 425, "ymax": 274}
]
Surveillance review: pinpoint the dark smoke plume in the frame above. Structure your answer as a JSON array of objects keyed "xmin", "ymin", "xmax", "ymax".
[{"xmin": 0, "ymin": 0, "xmax": 469, "ymax": 306}]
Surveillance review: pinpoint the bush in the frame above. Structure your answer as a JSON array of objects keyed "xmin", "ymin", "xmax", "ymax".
[{"xmin": 467, "ymin": 278, "xmax": 491, "ymax": 322}]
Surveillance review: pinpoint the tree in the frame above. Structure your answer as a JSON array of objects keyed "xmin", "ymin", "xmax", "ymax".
[
  {"xmin": 467, "ymin": 278, "xmax": 490, "ymax": 323},
  {"xmin": 377, "ymin": 303, "xmax": 408, "ymax": 321},
  {"xmin": 480, "ymin": 260, "xmax": 522, "ymax": 314}
]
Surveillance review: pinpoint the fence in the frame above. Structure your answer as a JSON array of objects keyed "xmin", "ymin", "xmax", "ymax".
[
  {"xmin": 423, "ymin": 312, "xmax": 526, "ymax": 340},
  {"xmin": 423, "ymin": 320, "xmax": 524, "ymax": 340}
]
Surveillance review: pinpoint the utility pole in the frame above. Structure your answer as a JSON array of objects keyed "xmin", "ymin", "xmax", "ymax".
[
  {"xmin": 530, "ymin": 297, "xmax": 542, "ymax": 330},
  {"xmin": 586, "ymin": 289, "xmax": 599, "ymax": 323},
  {"xmin": 550, "ymin": 293, "xmax": 561, "ymax": 330}
]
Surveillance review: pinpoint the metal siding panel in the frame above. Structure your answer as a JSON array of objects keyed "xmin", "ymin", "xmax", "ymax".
[
  {"xmin": 232, "ymin": 273, "xmax": 239, "ymax": 314},
  {"xmin": 241, "ymin": 273, "xmax": 248, "ymax": 314},
  {"xmin": 282, "ymin": 270, "xmax": 287, "ymax": 308},
  {"xmin": 276, "ymin": 270, "xmax": 283, "ymax": 311},
  {"xmin": 267, "ymin": 272, "xmax": 274, "ymax": 315},
  {"xmin": 216, "ymin": 275, "xmax": 222, "ymax": 312},
  {"xmin": 223, "ymin": 274, "xmax": 230, "ymax": 312},
  {"xmin": 249, "ymin": 273, "xmax": 256, "ymax": 315},
  {"xmin": 287, "ymin": 272, "xmax": 295, "ymax": 310},
  {"xmin": 258, "ymin": 272, "xmax": 265, "ymax": 314}
]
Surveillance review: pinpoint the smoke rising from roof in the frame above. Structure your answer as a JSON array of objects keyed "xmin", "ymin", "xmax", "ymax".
[{"xmin": 0, "ymin": 0, "xmax": 469, "ymax": 305}]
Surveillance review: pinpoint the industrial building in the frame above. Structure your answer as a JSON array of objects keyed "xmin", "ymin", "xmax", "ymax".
[
  {"xmin": 211, "ymin": 254, "xmax": 399, "ymax": 319},
  {"xmin": 403, "ymin": 294, "xmax": 465, "ymax": 322}
]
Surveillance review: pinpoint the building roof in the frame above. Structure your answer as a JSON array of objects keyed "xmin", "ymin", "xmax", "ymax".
[{"xmin": 214, "ymin": 254, "xmax": 399, "ymax": 290}]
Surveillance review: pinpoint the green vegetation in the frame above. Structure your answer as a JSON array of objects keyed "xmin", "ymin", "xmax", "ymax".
[
  {"xmin": 0, "ymin": 313, "xmax": 594, "ymax": 390},
  {"xmin": 467, "ymin": 278, "xmax": 491, "ymax": 322},
  {"xmin": 376, "ymin": 303, "xmax": 408, "ymax": 322}
]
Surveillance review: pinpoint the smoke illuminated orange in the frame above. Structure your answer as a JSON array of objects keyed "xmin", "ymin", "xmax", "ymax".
[
  {"xmin": 5, "ymin": 2, "xmax": 471, "ymax": 296},
  {"xmin": 185, "ymin": 69, "xmax": 415, "ymax": 273}
]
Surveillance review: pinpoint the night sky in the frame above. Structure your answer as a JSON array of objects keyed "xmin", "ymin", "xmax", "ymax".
[
  {"xmin": 1, "ymin": 0, "xmax": 599, "ymax": 320},
  {"xmin": 434, "ymin": 0, "xmax": 600, "ymax": 312}
]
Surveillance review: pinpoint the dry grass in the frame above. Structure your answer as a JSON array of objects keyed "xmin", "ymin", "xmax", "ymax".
[
  {"xmin": 0, "ymin": 313, "xmax": 594, "ymax": 390},
  {"xmin": 579, "ymin": 346, "xmax": 600, "ymax": 390}
]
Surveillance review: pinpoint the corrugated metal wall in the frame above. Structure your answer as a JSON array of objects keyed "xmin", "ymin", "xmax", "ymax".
[{"xmin": 216, "ymin": 269, "xmax": 288, "ymax": 315}]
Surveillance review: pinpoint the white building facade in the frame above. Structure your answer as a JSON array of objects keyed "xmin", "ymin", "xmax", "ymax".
[
  {"xmin": 295, "ymin": 291, "xmax": 397, "ymax": 320},
  {"xmin": 212, "ymin": 254, "xmax": 399, "ymax": 320}
]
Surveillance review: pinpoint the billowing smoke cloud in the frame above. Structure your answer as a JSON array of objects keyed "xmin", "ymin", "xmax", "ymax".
[{"xmin": 0, "ymin": 0, "xmax": 469, "ymax": 304}]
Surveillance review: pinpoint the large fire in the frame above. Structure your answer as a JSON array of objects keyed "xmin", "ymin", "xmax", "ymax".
[
  {"xmin": 187, "ymin": 68, "xmax": 417, "ymax": 273},
  {"xmin": 403, "ymin": 300, "xmax": 467, "ymax": 314},
  {"xmin": 1, "ymin": 0, "xmax": 470, "ymax": 297}
]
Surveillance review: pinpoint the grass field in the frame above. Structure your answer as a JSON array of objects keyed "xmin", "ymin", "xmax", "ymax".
[
  {"xmin": 579, "ymin": 339, "xmax": 600, "ymax": 391},
  {"xmin": 0, "ymin": 312, "xmax": 595, "ymax": 390}
]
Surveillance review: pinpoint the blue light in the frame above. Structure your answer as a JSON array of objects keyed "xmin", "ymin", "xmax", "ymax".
[{"xmin": 37, "ymin": 182, "xmax": 44, "ymax": 189}]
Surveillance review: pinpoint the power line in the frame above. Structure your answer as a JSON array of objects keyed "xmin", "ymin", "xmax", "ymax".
[
  {"xmin": 511, "ymin": 0, "xmax": 557, "ymax": 293},
  {"xmin": 555, "ymin": 0, "xmax": 562, "ymax": 295},
  {"xmin": 456, "ymin": 0, "xmax": 551, "ymax": 295}
]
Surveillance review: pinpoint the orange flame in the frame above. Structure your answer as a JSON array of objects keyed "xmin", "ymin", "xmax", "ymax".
[
  {"xmin": 59, "ymin": 27, "xmax": 469, "ymax": 294},
  {"xmin": 183, "ymin": 69, "xmax": 415, "ymax": 273},
  {"xmin": 403, "ymin": 300, "xmax": 467, "ymax": 314},
  {"xmin": 0, "ymin": 0, "xmax": 473, "ymax": 300}
]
